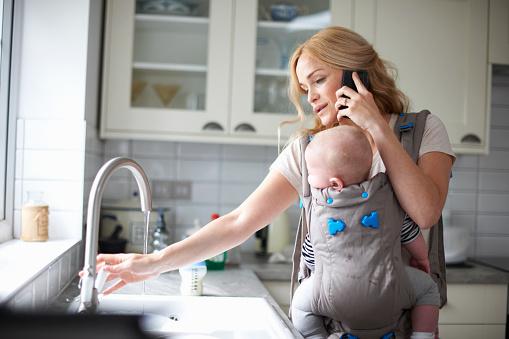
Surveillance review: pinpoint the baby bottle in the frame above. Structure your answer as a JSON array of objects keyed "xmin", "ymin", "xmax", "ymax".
[
  {"xmin": 178, "ymin": 261, "xmax": 207, "ymax": 296},
  {"xmin": 21, "ymin": 191, "xmax": 49, "ymax": 242}
]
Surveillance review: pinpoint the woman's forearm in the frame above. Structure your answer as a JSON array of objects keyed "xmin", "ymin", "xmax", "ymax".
[{"xmin": 369, "ymin": 122, "xmax": 451, "ymax": 229}]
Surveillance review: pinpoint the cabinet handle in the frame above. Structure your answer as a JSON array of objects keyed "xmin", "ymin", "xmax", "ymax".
[
  {"xmin": 202, "ymin": 122, "xmax": 224, "ymax": 131},
  {"xmin": 460, "ymin": 134, "xmax": 482, "ymax": 144},
  {"xmin": 234, "ymin": 123, "xmax": 256, "ymax": 132}
]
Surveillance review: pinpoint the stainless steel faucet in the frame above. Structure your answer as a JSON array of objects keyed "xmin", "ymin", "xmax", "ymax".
[{"xmin": 78, "ymin": 157, "xmax": 152, "ymax": 313}]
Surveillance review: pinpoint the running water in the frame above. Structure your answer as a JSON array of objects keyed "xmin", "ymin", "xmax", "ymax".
[{"xmin": 142, "ymin": 210, "xmax": 151, "ymax": 295}]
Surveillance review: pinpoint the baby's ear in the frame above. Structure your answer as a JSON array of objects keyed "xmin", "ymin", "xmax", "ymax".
[{"xmin": 329, "ymin": 178, "xmax": 344, "ymax": 191}]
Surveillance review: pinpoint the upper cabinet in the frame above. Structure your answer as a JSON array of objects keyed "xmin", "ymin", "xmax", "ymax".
[
  {"xmin": 102, "ymin": 0, "xmax": 492, "ymax": 153},
  {"xmin": 349, "ymin": 0, "xmax": 490, "ymax": 154},
  {"xmin": 489, "ymin": 0, "xmax": 509, "ymax": 65},
  {"xmin": 101, "ymin": 0, "xmax": 341, "ymax": 146}
]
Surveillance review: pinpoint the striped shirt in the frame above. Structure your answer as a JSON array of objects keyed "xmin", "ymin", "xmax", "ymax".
[{"xmin": 302, "ymin": 214, "xmax": 420, "ymax": 271}]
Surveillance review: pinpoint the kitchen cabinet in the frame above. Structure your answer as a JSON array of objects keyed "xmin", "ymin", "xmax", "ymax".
[
  {"xmin": 101, "ymin": 0, "xmax": 343, "ymax": 146},
  {"xmin": 438, "ymin": 284, "xmax": 507, "ymax": 339},
  {"xmin": 489, "ymin": 0, "xmax": 509, "ymax": 65},
  {"xmin": 348, "ymin": 0, "xmax": 490, "ymax": 154}
]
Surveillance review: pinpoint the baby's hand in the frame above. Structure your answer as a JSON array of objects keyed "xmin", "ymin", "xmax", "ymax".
[{"xmin": 410, "ymin": 257, "xmax": 431, "ymax": 274}]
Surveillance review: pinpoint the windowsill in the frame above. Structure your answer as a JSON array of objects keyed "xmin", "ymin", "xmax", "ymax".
[{"xmin": 0, "ymin": 238, "xmax": 80, "ymax": 302}]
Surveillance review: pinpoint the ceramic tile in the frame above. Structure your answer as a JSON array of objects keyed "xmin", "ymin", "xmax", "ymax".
[
  {"xmin": 477, "ymin": 214, "xmax": 509, "ymax": 235},
  {"xmin": 489, "ymin": 128, "xmax": 509, "ymax": 149},
  {"xmin": 452, "ymin": 154, "xmax": 479, "ymax": 169},
  {"xmin": 48, "ymin": 262, "xmax": 60, "ymax": 301},
  {"xmin": 449, "ymin": 170, "xmax": 477, "ymax": 191},
  {"xmin": 134, "ymin": 157, "xmax": 176, "ymax": 180},
  {"xmin": 191, "ymin": 182, "xmax": 220, "ymax": 204},
  {"xmin": 23, "ymin": 150, "xmax": 84, "ymax": 181},
  {"xmin": 178, "ymin": 142, "xmax": 221, "ymax": 160},
  {"xmin": 479, "ymin": 172, "xmax": 509, "ymax": 192},
  {"xmin": 48, "ymin": 211, "xmax": 83, "ymax": 239},
  {"xmin": 104, "ymin": 140, "xmax": 130, "ymax": 158},
  {"xmin": 443, "ymin": 192, "xmax": 477, "ymax": 212},
  {"xmin": 132, "ymin": 140, "xmax": 177, "ymax": 158},
  {"xmin": 219, "ymin": 182, "xmax": 259, "ymax": 205},
  {"xmin": 490, "ymin": 105, "xmax": 509, "ymax": 128},
  {"xmin": 174, "ymin": 203, "xmax": 219, "ymax": 227},
  {"xmin": 477, "ymin": 193, "xmax": 509, "ymax": 213},
  {"xmin": 15, "ymin": 150, "xmax": 23, "ymax": 179},
  {"xmin": 16, "ymin": 119, "xmax": 24, "ymax": 150},
  {"xmin": 479, "ymin": 150, "xmax": 509, "ymax": 170},
  {"xmin": 491, "ymin": 84, "xmax": 509, "ymax": 106},
  {"xmin": 60, "ymin": 253, "xmax": 71, "ymax": 289},
  {"xmin": 220, "ymin": 161, "xmax": 268, "ymax": 183},
  {"xmin": 221, "ymin": 144, "xmax": 267, "ymax": 161},
  {"xmin": 24, "ymin": 119, "xmax": 85, "ymax": 150},
  {"xmin": 13, "ymin": 210, "xmax": 21, "ymax": 238},
  {"xmin": 177, "ymin": 159, "xmax": 220, "ymax": 182}
]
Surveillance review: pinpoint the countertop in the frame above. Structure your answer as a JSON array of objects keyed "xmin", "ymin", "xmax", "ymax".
[{"xmin": 242, "ymin": 253, "xmax": 509, "ymax": 284}]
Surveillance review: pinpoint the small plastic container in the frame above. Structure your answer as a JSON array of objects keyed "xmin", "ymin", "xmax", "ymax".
[{"xmin": 179, "ymin": 261, "xmax": 207, "ymax": 296}]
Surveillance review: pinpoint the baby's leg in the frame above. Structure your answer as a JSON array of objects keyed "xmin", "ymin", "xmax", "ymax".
[
  {"xmin": 404, "ymin": 266, "xmax": 440, "ymax": 338},
  {"xmin": 291, "ymin": 275, "xmax": 329, "ymax": 339}
]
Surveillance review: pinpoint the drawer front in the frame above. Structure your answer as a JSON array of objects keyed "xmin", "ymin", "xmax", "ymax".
[
  {"xmin": 439, "ymin": 284, "xmax": 507, "ymax": 324},
  {"xmin": 438, "ymin": 324, "xmax": 506, "ymax": 339}
]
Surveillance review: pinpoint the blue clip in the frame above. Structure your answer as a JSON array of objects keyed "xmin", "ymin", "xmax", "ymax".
[
  {"xmin": 361, "ymin": 191, "xmax": 368, "ymax": 199},
  {"xmin": 299, "ymin": 198, "xmax": 303, "ymax": 208},
  {"xmin": 361, "ymin": 211, "xmax": 380, "ymax": 229},
  {"xmin": 326, "ymin": 197, "xmax": 333, "ymax": 204},
  {"xmin": 328, "ymin": 218, "xmax": 346, "ymax": 235},
  {"xmin": 399, "ymin": 122, "xmax": 414, "ymax": 131},
  {"xmin": 341, "ymin": 334, "xmax": 360, "ymax": 339},
  {"xmin": 380, "ymin": 332, "xmax": 395, "ymax": 339}
]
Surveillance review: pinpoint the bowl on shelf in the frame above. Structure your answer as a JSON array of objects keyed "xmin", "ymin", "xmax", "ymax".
[
  {"xmin": 131, "ymin": 79, "xmax": 147, "ymax": 103},
  {"xmin": 270, "ymin": 4, "xmax": 298, "ymax": 22},
  {"xmin": 153, "ymin": 83, "xmax": 180, "ymax": 107}
]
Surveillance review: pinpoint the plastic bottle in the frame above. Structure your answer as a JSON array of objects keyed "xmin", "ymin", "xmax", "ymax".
[
  {"xmin": 150, "ymin": 207, "xmax": 169, "ymax": 253},
  {"xmin": 178, "ymin": 261, "xmax": 207, "ymax": 296},
  {"xmin": 205, "ymin": 213, "xmax": 227, "ymax": 270}
]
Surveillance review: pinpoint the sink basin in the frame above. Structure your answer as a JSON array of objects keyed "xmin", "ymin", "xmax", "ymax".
[{"xmin": 96, "ymin": 294, "xmax": 295, "ymax": 339}]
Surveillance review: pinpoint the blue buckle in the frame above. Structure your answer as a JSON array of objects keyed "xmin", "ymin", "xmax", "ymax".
[
  {"xmin": 380, "ymin": 331, "xmax": 396, "ymax": 339},
  {"xmin": 360, "ymin": 211, "xmax": 380, "ymax": 229},
  {"xmin": 399, "ymin": 122, "xmax": 414, "ymax": 131},
  {"xmin": 328, "ymin": 218, "xmax": 346, "ymax": 235},
  {"xmin": 340, "ymin": 334, "xmax": 360, "ymax": 339}
]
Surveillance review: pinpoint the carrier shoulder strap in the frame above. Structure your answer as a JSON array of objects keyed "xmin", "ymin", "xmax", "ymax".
[{"xmin": 394, "ymin": 110, "xmax": 447, "ymax": 307}]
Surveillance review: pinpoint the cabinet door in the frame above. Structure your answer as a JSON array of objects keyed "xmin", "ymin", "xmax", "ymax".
[
  {"xmin": 354, "ymin": 0, "xmax": 489, "ymax": 153},
  {"xmin": 489, "ymin": 0, "xmax": 509, "ymax": 65},
  {"xmin": 229, "ymin": 0, "xmax": 347, "ymax": 145},
  {"xmin": 101, "ymin": 0, "xmax": 232, "ymax": 139}
]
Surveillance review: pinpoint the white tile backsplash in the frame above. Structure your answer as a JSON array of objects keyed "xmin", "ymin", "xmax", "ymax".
[
  {"xmin": 489, "ymin": 128, "xmax": 509, "ymax": 149},
  {"xmin": 474, "ymin": 236, "xmax": 509, "ymax": 257},
  {"xmin": 24, "ymin": 120, "xmax": 85, "ymax": 150},
  {"xmin": 477, "ymin": 215, "xmax": 509, "ymax": 235},
  {"xmin": 479, "ymin": 172, "xmax": 509, "ymax": 191},
  {"xmin": 132, "ymin": 140, "xmax": 177, "ymax": 158},
  {"xmin": 178, "ymin": 159, "xmax": 220, "ymax": 182},
  {"xmin": 220, "ymin": 161, "xmax": 269, "ymax": 183},
  {"xmin": 491, "ymin": 105, "xmax": 509, "ymax": 127},
  {"xmin": 178, "ymin": 142, "xmax": 221, "ymax": 160},
  {"xmin": 22, "ymin": 150, "xmax": 84, "ymax": 181},
  {"xmin": 222, "ymin": 144, "xmax": 268, "ymax": 161}
]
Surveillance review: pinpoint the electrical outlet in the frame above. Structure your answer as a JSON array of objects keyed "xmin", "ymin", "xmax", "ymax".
[
  {"xmin": 173, "ymin": 181, "xmax": 192, "ymax": 200},
  {"xmin": 151, "ymin": 179, "xmax": 173, "ymax": 199}
]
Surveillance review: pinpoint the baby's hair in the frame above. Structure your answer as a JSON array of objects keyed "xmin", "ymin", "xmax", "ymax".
[{"xmin": 307, "ymin": 125, "xmax": 372, "ymax": 186}]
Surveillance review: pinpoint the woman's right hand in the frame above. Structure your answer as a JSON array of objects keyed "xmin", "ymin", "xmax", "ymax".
[{"xmin": 97, "ymin": 252, "xmax": 161, "ymax": 295}]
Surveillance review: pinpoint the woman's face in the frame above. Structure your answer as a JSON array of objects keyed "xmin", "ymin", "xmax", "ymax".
[{"xmin": 295, "ymin": 53, "xmax": 344, "ymax": 128}]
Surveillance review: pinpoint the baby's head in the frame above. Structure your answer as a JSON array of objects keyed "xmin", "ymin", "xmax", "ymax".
[{"xmin": 305, "ymin": 125, "xmax": 372, "ymax": 190}]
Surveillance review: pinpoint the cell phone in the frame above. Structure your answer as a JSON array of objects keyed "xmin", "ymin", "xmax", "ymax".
[{"xmin": 339, "ymin": 70, "xmax": 370, "ymax": 110}]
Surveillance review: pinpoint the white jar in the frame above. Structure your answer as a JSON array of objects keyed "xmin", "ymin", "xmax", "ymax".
[{"xmin": 178, "ymin": 261, "xmax": 207, "ymax": 296}]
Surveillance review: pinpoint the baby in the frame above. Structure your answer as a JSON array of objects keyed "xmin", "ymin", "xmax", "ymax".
[{"xmin": 291, "ymin": 125, "xmax": 439, "ymax": 339}]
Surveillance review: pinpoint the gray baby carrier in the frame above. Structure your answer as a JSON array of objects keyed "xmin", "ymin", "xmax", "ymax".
[{"xmin": 289, "ymin": 111, "xmax": 447, "ymax": 338}]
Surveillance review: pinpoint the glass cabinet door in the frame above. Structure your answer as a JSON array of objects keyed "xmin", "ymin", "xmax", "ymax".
[
  {"xmin": 131, "ymin": 0, "xmax": 210, "ymax": 111},
  {"xmin": 230, "ymin": 0, "xmax": 335, "ymax": 141},
  {"xmin": 102, "ymin": 0, "xmax": 232, "ymax": 137}
]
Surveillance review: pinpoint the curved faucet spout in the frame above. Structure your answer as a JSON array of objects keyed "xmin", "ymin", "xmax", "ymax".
[{"xmin": 79, "ymin": 157, "xmax": 152, "ymax": 313}]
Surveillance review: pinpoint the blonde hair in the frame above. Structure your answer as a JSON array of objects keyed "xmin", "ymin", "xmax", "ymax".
[{"xmin": 288, "ymin": 26, "xmax": 409, "ymax": 136}]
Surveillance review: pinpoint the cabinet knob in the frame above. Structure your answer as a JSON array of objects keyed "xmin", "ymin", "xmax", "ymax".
[
  {"xmin": 234, "ymin": 123, "xmax": 256, "ymax": 132},
  {"xmin": 460, "ymin": 134, "xmax": 481, "ymax": 144},
  {"xmin": 202, "ymin": 122, "xmax": 224, "ymax": 131}
]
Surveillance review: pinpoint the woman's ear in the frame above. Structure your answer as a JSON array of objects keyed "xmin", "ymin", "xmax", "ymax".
[{"xmin": 329, "ymin": 177, "xmax": 344, "ymax": 191}]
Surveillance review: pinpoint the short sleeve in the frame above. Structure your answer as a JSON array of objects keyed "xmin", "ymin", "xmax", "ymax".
[
  {"xmin": 419, "ymin": 114, "xmax": 456, "ymax": 162},
  {"xmin": 269, "ymin": 137, "xmax": 304, "ymax": 196}
]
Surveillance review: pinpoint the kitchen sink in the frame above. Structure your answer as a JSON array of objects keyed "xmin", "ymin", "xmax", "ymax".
[{"xmin": 96, "ymin": 294, "xmax": 296, "ymax": 339}]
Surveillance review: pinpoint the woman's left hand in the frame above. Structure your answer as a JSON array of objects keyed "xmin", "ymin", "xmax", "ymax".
[{"xmin": 334, "ymin": 72, "xmax": 386, "ymax": 133}]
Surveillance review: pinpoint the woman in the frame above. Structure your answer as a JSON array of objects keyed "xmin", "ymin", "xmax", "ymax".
[{"xmin": 97, "ymin": 26, "xmax": 454, "ymax": 333}]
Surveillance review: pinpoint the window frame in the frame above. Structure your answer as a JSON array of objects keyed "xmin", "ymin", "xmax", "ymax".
[{"xmin": 0, "ymin": 0, "xmax": 16, "ymax": 242}]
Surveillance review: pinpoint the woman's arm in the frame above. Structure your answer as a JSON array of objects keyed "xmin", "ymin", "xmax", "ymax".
[
  {"xmin": 336, "ymin": 72, "xmax": 453, "ymax": 229},
  {"xmin": 100, "ymin": 170, "xmax": 298, "ymax": 294}
]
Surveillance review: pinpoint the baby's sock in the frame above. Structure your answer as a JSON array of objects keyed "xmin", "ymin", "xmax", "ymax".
[{"xmin": 410, "ymin": 332, "xmax": 434, "ymax": 339}]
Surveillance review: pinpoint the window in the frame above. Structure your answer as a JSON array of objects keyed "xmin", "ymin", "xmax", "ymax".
[{"xmin": 0, "ymin": 0, "xmax": 15, "ymax": 243}]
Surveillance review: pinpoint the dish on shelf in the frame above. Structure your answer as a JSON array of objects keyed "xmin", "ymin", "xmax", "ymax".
[
  {"xmin": 131, "ymin": 79, "xmax": 147, "ymax": 103},
  {"xmin": 137, "ymin": 0, "xmax": 191, "ymax": 16},
  {"xmin": 270, "ymin": 4, "xmax": 299, "ymax": 22},
  {"xmin": 153, "ymin": 83, "xmax": 180, "ymax": 106}
]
